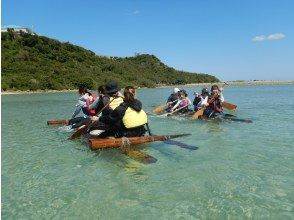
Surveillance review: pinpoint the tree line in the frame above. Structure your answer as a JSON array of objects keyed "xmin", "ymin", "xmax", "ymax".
[{"xmin": 1, "ymin": 30, "xmax": 219, "ymax": 91}]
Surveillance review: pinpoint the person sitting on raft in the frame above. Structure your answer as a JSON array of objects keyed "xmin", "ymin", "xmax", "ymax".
[
  {"xmin": 69, "ymin": 85, "xmax": 96, "ymax": 128},
  {"xmin": 211, "ymin": 84, "xmax": 225, "ymax": 102},
  {"xmin": 89, "ymin": 81, "xmax": 124, "ymax": 117},
  {"xmin": 166, "ymin": 87, "xmax": 180, "ymax": 111},
  {"xmin": 193, "ymin": 88, "xmax": 209, "ymax": 111},
  {"xmin": 170, "ymin": 89, "xmax": 192, "ymax": 113},
  {"xmin": 203, "ymin": 86, "xmax": 224, "ymax": 118},
  {"xmin": 90, "ymin": 86, "xmax": 148, "ymax": 138},
  {"xmin": 85, "ymin": 85, "xmax": 105, "ymax": 115}
]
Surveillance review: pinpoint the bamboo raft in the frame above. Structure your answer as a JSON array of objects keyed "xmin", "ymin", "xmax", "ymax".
[{"xmin": 88, "ymin": 134, "xmax": 191, "ymax": 150}]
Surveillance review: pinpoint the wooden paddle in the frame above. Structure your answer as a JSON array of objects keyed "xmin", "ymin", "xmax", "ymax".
[
  {"xmin": 191, "ymin": 108, "xmax": 204, "ymax": 119},
  {"xmin": 68, "ymin": 96, "xmax": 118, "ymax": 140},
  {"xmin": 152, "ymin": 99, "xmax": 178, "ymax": 113},
  {"xmin": 217, "ymin": 82, "xmax": 237, "ymax": 111},
  {"xmin": 163, "ymin": 104, "xmax": 189, "ymax": 116},
  {"xmin": 47, "ymin": 119, "xmax": 69, "ymax": 125},
  {"xmin": 89, "ymin": 134, "xmax": 190, "ymax": 150},
  {"xmin": 222, "ymin": 101, "xmax": 237, "ymax": 111}
]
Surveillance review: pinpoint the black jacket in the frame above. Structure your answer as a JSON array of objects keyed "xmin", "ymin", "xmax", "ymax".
[
  {"xmin": 167, "ymin": 93, "xmax": 178, "ymax": 103},
  {"xmin": 99, "ymin": 99, "xmax": 143, "ymax": 129}
]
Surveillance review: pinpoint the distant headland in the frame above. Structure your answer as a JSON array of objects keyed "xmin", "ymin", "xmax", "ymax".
[{"xmin": 1, "ymin": 29, "xmax": 218, "ymax": 91}]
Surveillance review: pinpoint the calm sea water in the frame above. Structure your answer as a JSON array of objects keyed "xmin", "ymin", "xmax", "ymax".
[{"xmin": 2, "ymin": 85, "xmax": 294, "ymax": 219}]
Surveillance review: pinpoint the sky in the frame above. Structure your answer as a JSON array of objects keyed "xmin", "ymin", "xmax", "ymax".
[{"xmin": 2, "ymin": 0, "xmax": 294, "ymax": 81}]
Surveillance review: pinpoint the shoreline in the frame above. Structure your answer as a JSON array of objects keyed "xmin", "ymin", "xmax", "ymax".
[
  {"xmin": 1, "ymin": 80, "xmax": 293, "ymax": 95},
  {"xmin": 155, "ymin": 80, "xmax": 294, "ymax": 89}
]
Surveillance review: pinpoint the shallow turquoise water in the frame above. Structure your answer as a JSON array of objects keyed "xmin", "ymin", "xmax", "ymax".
[{"xmin": 2, "ymin": 85, "xmax": 294, "ymax": 219}]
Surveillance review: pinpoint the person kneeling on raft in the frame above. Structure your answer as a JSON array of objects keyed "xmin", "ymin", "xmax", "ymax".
[
  {"xmin": 89, "ymin": 86, "xmax": 148, "ymax": 138},
  {"xmin": 69, "ymin": 85, "xmax": 96, "ymax": 128},
  {"xmin": 203, "ymin": 86, "xmax": 224, "ymax": 118}
]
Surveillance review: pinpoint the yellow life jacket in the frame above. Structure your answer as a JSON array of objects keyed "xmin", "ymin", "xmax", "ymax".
[
  {"xmin": 122, "ymin": 107, "xmax": 148, "ymax": 129},
  {"xmin": 109, "ymin": 97, "xmax": 124, "ymax": 110}
]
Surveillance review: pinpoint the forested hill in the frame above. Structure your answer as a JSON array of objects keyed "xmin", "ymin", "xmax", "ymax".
[{"xmin": 1, "ymin": 30, "xmax": 219, "ymax": 91}]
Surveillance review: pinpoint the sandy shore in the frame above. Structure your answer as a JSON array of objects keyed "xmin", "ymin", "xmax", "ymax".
[
  {"xmin": 1, "ymin": 80, "xmax": 293, "ymax": 95},
  {"xmin": 155, "ymin": 80, "xmax": 294, "ymax": 89},
  {"xmin": 1, "ymin": 89, "xmax": 76, "ymax": 95}
]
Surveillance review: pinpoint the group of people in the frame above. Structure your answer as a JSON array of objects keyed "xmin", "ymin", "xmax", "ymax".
[
  {"xmin": 69, "ymin": 81, "xmax": 227, "ymax": 139},
  {"xmin": 69, "ymin": 81, "xmax": 149, "ymax": 138},
  {"xmin": 166, "ymin": 84, "xmax": 225, "ymax": 118}
]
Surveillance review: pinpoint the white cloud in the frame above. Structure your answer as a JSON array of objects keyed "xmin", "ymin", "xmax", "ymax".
[
  {"xmin": 252, "ymin": 35, "xmax": 266, "ymax": 41},
  {"xmin": 267, "ymin": 33, "xmax": 285, "ymax": 40},
  {"xmin": 252, "ymin": 33, "xmax": 285, "ymax": 42},
  {"xmin": 133, "ymin": 10, "xmax": 140, "ymax": 15}
]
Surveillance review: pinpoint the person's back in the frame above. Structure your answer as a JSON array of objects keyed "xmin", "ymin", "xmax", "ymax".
[
  {"xmin": 96, "ymin": 86, "xmax": 148, "ymax": 138},
  {"xmin": 89, "ymin": 81, "xmax": 124, "ymax": 117}
]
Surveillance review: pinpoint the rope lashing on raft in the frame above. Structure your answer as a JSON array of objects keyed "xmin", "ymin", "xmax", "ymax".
[{"xmin": 120, "ymin": 137, "xmax": 131, "ymax": 151}]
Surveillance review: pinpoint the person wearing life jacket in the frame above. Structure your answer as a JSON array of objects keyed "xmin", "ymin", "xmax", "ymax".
[
  {"xmin": 69, "ymin": 85, "xmax": 96, "ymax": 128},
  {"xmin": 203, "ymin": 86, "xmax": 223, "ymax": 118},
  {"xmin": 92, "ymin": 86, "xmax": 148, "ymax": 138},
  {"xmin": 171, "ymin": 90, "xmax": 192, "ymax": 113},
  {"xmin": 211, "ymin": 84, "xmax": 225, "ymax": 102},
  {"xmin": 166, "ymin": 87, "xmax": 180, "ymax": 111},
  {"xmin": 89, "ymin": 81, "xmax": 124, "ymax": 117}
]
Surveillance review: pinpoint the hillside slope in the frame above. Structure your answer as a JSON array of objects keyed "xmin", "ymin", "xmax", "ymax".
[{"xmin": 1, "ymin": 30, "xmax": 219, "ymax": 91}]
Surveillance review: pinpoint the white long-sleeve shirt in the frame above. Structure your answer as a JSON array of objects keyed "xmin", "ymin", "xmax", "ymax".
[
  {"xmin": 196, "ymin": 96, "xmax": 208, "ymax": 108},
  {"xmin": 71, "ymin": 93, "xmax": 89, "ymax": 118}
]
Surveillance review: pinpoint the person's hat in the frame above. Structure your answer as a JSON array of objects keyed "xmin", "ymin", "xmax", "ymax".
[
  {"xmin": 201, "ymin": 88, "xmax": 209, "ymax": 95},
  {"xmin": 105, "ymin": 81, "xmax": 121, "ymax": 94},
  {"xmin": 180, "ymin": 89, "xmax": 188, "ymax": 95},
  {"xmin": 174, "ymin": 88, "xmax": 180, "ymax": 93}
]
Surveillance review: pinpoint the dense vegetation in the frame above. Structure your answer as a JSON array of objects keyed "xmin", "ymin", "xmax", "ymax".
[{"xmin": 1, "ymin": 30, "xmax": 219, "ymax": 91}]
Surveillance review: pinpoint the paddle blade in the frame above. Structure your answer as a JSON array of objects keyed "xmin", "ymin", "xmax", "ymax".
[
  {"xmin": 163, "ymin": 139, "xmax": 198, "ymax": 150},
  {"xmin": 192, "ymin": 108, "xmax": 204, "ymax": 119},
  {"xmin": 47, "ymin": 119, "xmax": 69, "ymax": 125},
  {"xmin": 224, "ymin": 117, "xmax": 253, "ymax": 123},
  {"xmin": 122, "ymin": 149, "xmax": 157, "ymax": 164},
  {"xmin": 222, "ymin": 101, "xmax": 237, "ymax": 111},
  {"xmin": 152, "ymin": 104, "xmax": 166, "ymax": 113},
  {"xmin": 68, "ymin": 121, "xmax": 92, "ymax": 140}
]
